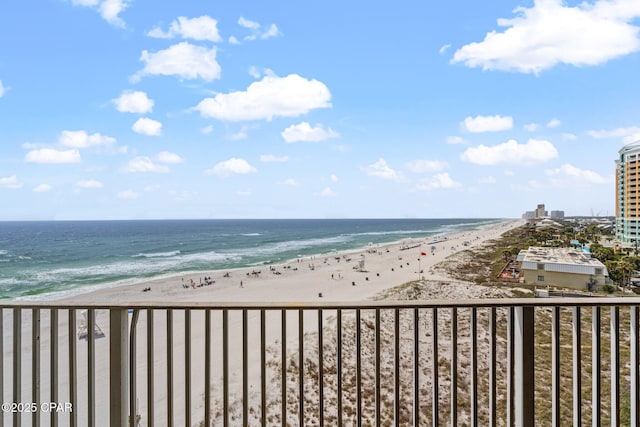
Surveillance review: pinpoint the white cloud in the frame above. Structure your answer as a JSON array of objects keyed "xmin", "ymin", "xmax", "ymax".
[
  {"xmin": 113, "ymin": 90, "xmax": 154, "ymax": 113},
  {"xmin": 237, "ymin": 17, "xmax": 280, "ymax": 41},
  {"xmin": 545, "ymin": 163, "xmax": 609, "ymax": 184},
  {"xmin": 406, "ymin": 159, "xmax": 449, "ymax": 173},
  {"xmin": 281, "ymin": 122, "xmax": 339, "ymax": 143},
  {"xmin": 504, "ymin": 170, "xmax": 515, "ymax": 176},
  {"xmin": 439, "ymin": 44, "xmax": 451, "ymax": 54},
  {"xmin": 229, "ymin": 126, "xmax": 248, "ymax": 140},
  {"xmin": 562, "ymin": 133, "xmax": 578, "ymax": 141},
  {"xmin": 76, "ymin": 179, "xmax": 103, "ymax": 188},
  {"xmin": 0, "ymin": 176, "xmax": 23, "ymax": 189},
  {"xmin": 479, "ymin": 176, "xmax": 497, "ymax": 184},
  {"xmin": 547, "ymin": 118, "xmax": 561, "ymax": 128},
  {"xmin": 452, "ymin": 0, "xmax": 640, "ymax": 74},
  {"xmin": 205, "ymin": 158, "xmax": 257, "ymax": 177},
  {"xmin": 0, "ymin": 80, "xmax": 7, "ymax": 98},
  {"xmin": 156, "ymin": 151, "xmax": 184, "ymax": 164},
  {"xmin": 123, "ymin": 156, "xmax": 169, "ymax": 173},
  {"xmin": 132, "ymin": 42, "xmax": 221, "ymax": 82},
  {"xmin": 415, "ymin": 173, "xmax": 462, "ymax": 191},
  {"xmin": 117, "ymin": 189, "xmax": 139, "ymax": 199},
  {"xmin": 446, "ymin": 136, "xmax": 467, "ymax": 144},
  {"xmin": 228, "ymin": 36, "xmax": 240, "ymax": 44},
  {"xmin": 362, "ymin": 158, "xmax": 402, "ymax": 181},
  {"xmin": 132, "ymin": 118, "xmax": 162, "ymax": 136},
  {"xmin": 462, "ymin": 115, "xmax": 513, "ymax": 132},
  {"xmin": 282, "ymin": 178, "xmax": 298, "ymax": 186},
  {"xmin": 260, "ymin": 154, "xmax": 289, "ymax": 163},
  {"xmin": 72, "ymin": 0, "xmax": 129, "ymax": 27},
  {"xmin": 201, "ymin": 125, "xmax": 214, "ymax": 135},
  {"xmin": 587, "ymin": 126, "xmax": 640, "ymax": 143},
  {"xmin": 59, "ymin": 130, "xmax": 115, "ymax": 148},
  {"xmin": 25, "ymin": 148, "xmax": 81, "ymax": 164},
  {"xmin": 320, "ymin": 187, "xmax": 336, "ymax": 197},
  {"xmin": 147, "ymin": 16, "xmax": 222, "ymax": 42},
  {"xmin": 330, "ymin": 174, "xmax": 338, "ymax": 183},
  {"xmin": 33, "ymin": 184, "xmax": 52, "ymax": 193},
  {"xmin": 460, "ymin": 139, "xmax": 558, "ymax": 166},
  {"xmin": 194, "ymin": 74, "xmax": 331, "ymax": 121},
  {"xmin": 524, "ymin": 123, "xmax": 539, "ymax": 131},
  {"xmin": 248, "ymin": 66, "xmax": 261, "ymax": 78}
]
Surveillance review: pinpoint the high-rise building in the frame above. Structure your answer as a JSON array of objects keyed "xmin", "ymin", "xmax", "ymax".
[
  {"xmin": 535, "ymin": 204, "xmax": 547, "ymax": 218},
  {"xmin": 615, "ymin": 141, "xmax": 640, "ymax": 243}
]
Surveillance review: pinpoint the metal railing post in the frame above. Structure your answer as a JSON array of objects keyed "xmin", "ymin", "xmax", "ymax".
[
  {"xmin": 110, "ymin": 308, "xmax": 128, "ymax": 427},
  {"xmin": 514, "ymin": 306, "xmax": 535, "ymax": 427}
]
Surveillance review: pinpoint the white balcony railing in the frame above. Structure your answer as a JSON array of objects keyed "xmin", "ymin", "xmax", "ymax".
[{"xmin": 2, "ymin": 297, "xmax": 640, "ymax": 426}]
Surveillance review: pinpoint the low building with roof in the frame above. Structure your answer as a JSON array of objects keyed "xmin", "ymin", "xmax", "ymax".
[{"xmin": 517, "ymin": 246, "xmax": 609, "ymax": 290}]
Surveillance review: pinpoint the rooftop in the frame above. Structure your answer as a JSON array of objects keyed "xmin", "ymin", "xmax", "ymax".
[{"xmin": 517, "ymin": 246, "xmax": 603, "ymax": 267}]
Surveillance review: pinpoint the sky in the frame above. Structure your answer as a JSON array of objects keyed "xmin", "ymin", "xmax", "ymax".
[{"xmin": 1, "ymin": 0, "xmax": 639, "ymax": 220}]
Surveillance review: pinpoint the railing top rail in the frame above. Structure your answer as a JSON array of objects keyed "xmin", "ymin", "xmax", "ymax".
[{"xmin": 2, "ymin": 297, "xmax": 640, "ymax": 310}]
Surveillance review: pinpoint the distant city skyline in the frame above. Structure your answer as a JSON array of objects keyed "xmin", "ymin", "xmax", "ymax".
[{"xmin": 1, "ymin": 0, "xmax": 638, "ymax": 220}]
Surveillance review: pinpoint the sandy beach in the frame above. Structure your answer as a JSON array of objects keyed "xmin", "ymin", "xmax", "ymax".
[{"xmin": 2, "ymin": 219, "xmax": 524, "ymax": 426}]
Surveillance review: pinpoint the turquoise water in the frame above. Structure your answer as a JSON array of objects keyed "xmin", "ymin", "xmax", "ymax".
[{"xmin": 0, "ymin": 218, "xmax": 503, "ymax": 299}]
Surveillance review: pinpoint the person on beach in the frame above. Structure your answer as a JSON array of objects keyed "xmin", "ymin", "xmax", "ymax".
[{"xmin": 240, "ymin": 280, "xmax": 243, "ymax": 288}]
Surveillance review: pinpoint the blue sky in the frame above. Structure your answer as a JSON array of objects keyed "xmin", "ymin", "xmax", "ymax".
[{"xmin": 1, "ymin": 0, "xmax": 639, "ymax": 220}]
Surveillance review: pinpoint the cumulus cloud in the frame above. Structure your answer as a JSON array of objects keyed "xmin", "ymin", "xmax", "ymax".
[
  {"xmin": 320, "ymin": 187, "xmax": 336, "ymax": 197},
  {"xmin": 330, "ymin": 174, "xmax": 338, "ymax": 183},
  {"xmin": 0, "ymin": 176, "xmax": 23, "ymax": 189},
  {"xmin": 33, "ymin": 184, "xmax": 52, "ymax": 193},
  {"xmin": 260, "ymin": 154, "xmax": 289, "ymax": 162},
  {"xmin": 281, "ymin": 122, "xmax": 339, "ymax": 143},
  {"xmin": 194, "ymin": 74, "xmax": 331, "ymax": 121},
  {"xmin": 132, "ymin": 42, "xmax": 221, "ymax": 82},
  {"xmin": 406, "ymin": 159, "xmax": 449, "ymax": 173},
  {"xmin": 460, "ymin": 139, "xmax": 558, "ymax": 166},
  {"xmin": 72, "ymin": 0, "xmax": 130, "ymax": 28},
  {"xmin": 547, "ymin": 118, "xmax": 561, "ymax": 128},
  {"xmin": 282, "ymin": 178, "xmax": 298, "ymax": 186},
  {"xmin": 587, "ymin": 126, "xmax": 640, "ymax": 144},
  {"xmin": 415, "ymin": 173, "xmax": 462, "ymax": 191},
  {"xmin": 156, "ymin": 151, "xmax": 184, "ymax": 164},
  {"xmin": 362, "ymin": 158, "xmax": 402, "ymax": 181},
  {"xmin": 205, "ymin": 158, "xmax": 257, "ymax": 177},
  {"xmin": 452, "ymin": 0, "xmax": 640, "ymax": 74},
  {"xmin": 25, "ymin": 148, "xmax": 81, "ymax": 164},
  {"xmin": 545, "ymin": 163, "xmax": 609, "ymax": 184},
  {"xmin": 524, "ymin": 123, "xmax": 539, "ymax": 131},
  {"xmin": 147, "ymin": 16, "xmax": 222, "ymax": 42},
  {"xmin": 113, "ymin": 90, "xmax": 154, "ymax": 113},
  {"xmin": 123, "ymin": 156, "xmax": 169, "ymax": 173},
  {"xmin": 237, "ymin": 17, "xmax": 281, "ymax": 41},
  {"xmin": 462, "ymin": 115, "xmax": 513, "ymax": 132},
  {"xmin": 439, "ymin": 44, "xmax": 451, "ymax": 54},
  {"xmin": 59, "ymin": 130, "xmax": 115, "ymax": 148},
  {"xmin": 132, "ymin": 118, "xmax": 162, "ymax": 136},
  {"xmin": 117, "ymin": 189, "xmax": 139, "ymax": 199},
  {"xmin": 446, "ymin": 136, "xmax": 467, "ymax": 144},
  {"xmin": 201, "ymin": 125, "xmax": 214, "ymax": 135},
  {"xmin": 76, "ymin": 179, "xmax": 103, "ymax": 188},
  {"xmin": 562, "ymin": 133, "xmax": 578, "ymax": 141}
]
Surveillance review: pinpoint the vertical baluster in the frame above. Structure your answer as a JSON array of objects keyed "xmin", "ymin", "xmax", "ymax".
[
  {"xmin": 631, "ymin": 306, "xmax": 639, "ymax": 426},
  {"xmin": 432, "ymin": 308, "xmax": 438, "ymax": 427},
  {"xmin": 51, "ymin": 310, "xmax": 60, "ymax": 427},
  {"xmin": 514, "ymin": 306, "xmax": 535, "ymax": 427},
  {"xmin": 281, "ymin": 309, "xmax": 287, "ymax": 427},
  {"xmin": 470, "ymin": 307, "xmax": 477, "ymax": 427},
  {"xmin": 32, "ymin": 308, "xmax": 40, "ymax": 427},
  {"xmin": 375, "ymin": 309, "xmax": 381, "ymax": 427},
  {"xmin": 592, "ymin": 306, "xmax": 601, "ymax": 427},
  {"xmin": 129, "ymin": 310, "xmax": 139, "ymax": 427},
  {"xmin": 147, "ymin": 309, "xmax": 154, "ymax": 427},
  {"xmin": 356, "ymin": 309, "xmax": 361, "ymax": 427},
  {"xmin": 337, "ymin": 309, "xmax": 342, "ymax": 427},
  {"xmin": 318, "ymin": 309, "xmax": 324, "ymax": 427},
  {"xmin": 222, "ymin": 310, "xmax": 228, "ymax": 427},
  {"xmin": 299, "ymin": 309, "xmax": 304, "ymax": 427},
  {"xmin": 552, "ymin": 307, "xmax": 561, "ymax": 427},
  {"xmin": 185, "ymin": 309, "xmax": 191, "ymax": 427},
  {"xmin": 261, "ymin": 310, "xmax": 266, "ymax": 427},
  {"xmin": 507, "ymin": 307, "xmax": 514, "ymax": 427},
  {"xmin": 13, "ymin": 308, "xmax": 21, "ymax": 427},
  {"xmin": 610, "ymin": 306, "xmax": 620, "ymax": 427},
  {"xmin": 414, "ymin": 308, "xmax": 419, "ymax": 426},
  {"xmin": 489, "ymin": 307, "xmax": 496, "ymax": 427},
  {"xmin": 573, "ymin": 306, "xmax": 582, "ymax": 427},
  {"xmin": 243, "ymin": 309, "xmax": 248, "ymax": 427},
  {"xmin": 109, "ymin": 308, "xmax": 128, "ymax": 427},
  {"xmin": 395, "ymin": 308, "xmax": 400, "ymax": 425},
  {"xmin": 450, "ymin": 307, "xmax": 457, "ymax": 427},
  {"xmin": 204, "ymin": 310, "xmax": 211, "ymax": 427},
  {"xmin": 88, "ymin": 309, "xmax": 95, "ymax": 427},
  {"xmin": 166, "ymin": 309, "xmax": 173, "ymax": 427},
  {"xmin": 68, "ymin": 309, "xmax": 77, "ymax": 427}
]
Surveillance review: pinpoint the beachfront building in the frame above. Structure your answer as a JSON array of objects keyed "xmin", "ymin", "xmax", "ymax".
[
  {"xmin": 517, "ymin": 246, "xmax": 608, "ymax": 290},
  {"xmin": 616, "ymin": 140, "xmax": 640, "ymax": 243}
]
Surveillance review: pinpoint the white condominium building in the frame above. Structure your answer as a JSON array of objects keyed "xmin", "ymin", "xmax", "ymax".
[{"xmin": 616, "ymin": 140, "xmax": 640, "ymax": 243}]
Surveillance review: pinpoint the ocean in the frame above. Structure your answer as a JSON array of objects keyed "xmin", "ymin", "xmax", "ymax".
[{"xmin": 0, "ymin": 218, "xmax": 504, "ymax": 300}]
